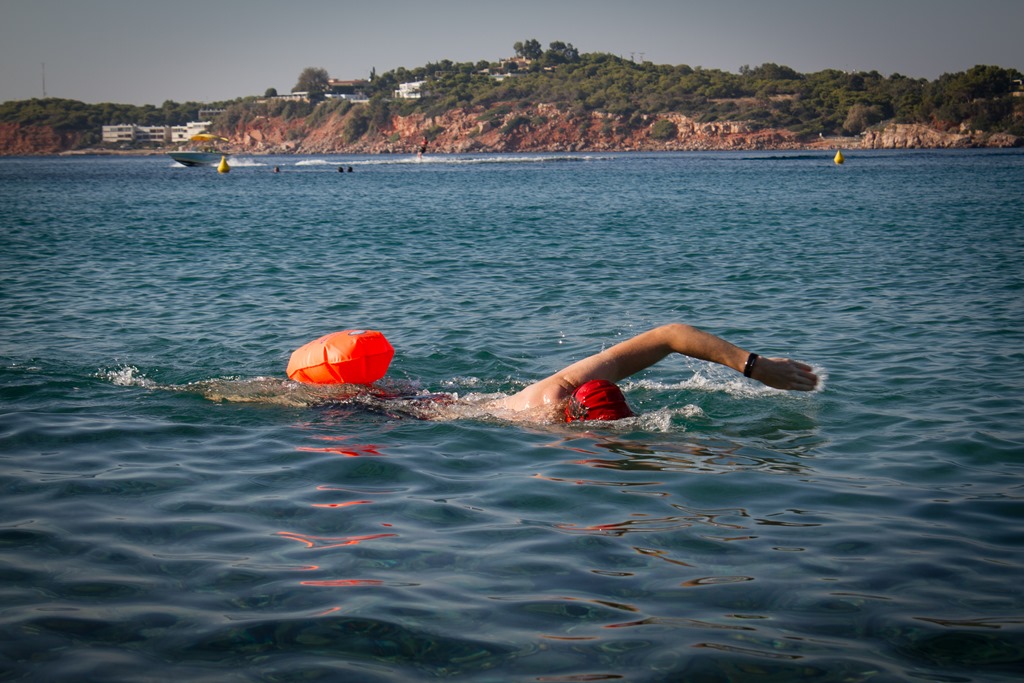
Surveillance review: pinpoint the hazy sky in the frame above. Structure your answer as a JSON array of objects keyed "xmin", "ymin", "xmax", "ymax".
[{"xmin": 2, "ymin": 0, "xmax": 1021, "ymax": 106}]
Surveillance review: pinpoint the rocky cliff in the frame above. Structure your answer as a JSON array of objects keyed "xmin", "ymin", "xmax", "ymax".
[
  {"xmin": 860, "ymin": 122, "xmax": 1022, "ymax": 149},
  {"xmin": 229, "ymin": 105, "xmax": 1020, "ymax": 155},
  {"xmin": 2, "ymin": 105, "xmax": 1020, "ymax": 156},
  {"xmin": 0, "ymin": 123, "xmax": 85, "ymax": 155},
  {"xmin": 228, "ymin": 105, "xmax": 815, "ymax": 155}
]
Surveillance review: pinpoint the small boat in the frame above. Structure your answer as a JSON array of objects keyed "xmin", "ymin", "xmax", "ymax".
[
  {"xmin": 168, "ymin": 151, "xmax": 226, "ymax": 167},
  {"xmin": 168, "ymin": 133, "xmax": 229, "ymax": 167}
]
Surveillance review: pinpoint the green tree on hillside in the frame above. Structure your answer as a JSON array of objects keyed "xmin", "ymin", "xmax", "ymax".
[
  {"xmin": 514, "ymin": 39, "xmax": 542, "ymax": 60},
  {"xmin": 543, "ymin": 41, "xmax": 580, "ymax": 66},
  {"xmin": 293, "ymin": 67, "xmax": 329, "ymax": 97}
]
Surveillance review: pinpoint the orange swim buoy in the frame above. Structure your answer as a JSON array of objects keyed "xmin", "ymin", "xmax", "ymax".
[{"xmin": 287, "ymin": 330, "xmax": 394, "ymax": 385}]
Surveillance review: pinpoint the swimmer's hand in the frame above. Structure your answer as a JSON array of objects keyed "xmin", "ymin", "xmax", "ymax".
[{"xmin": 750, "ymin": 357, "xmax": 819, "ymax": 391}]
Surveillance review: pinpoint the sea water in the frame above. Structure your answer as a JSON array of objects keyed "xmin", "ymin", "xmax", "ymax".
[{"xmin": 1, "ymin": 150, "xmax": 1022, "ymax": 681}]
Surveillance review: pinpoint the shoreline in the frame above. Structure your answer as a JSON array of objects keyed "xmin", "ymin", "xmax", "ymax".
[
  {"xmin": 38, "ymin": 136, "xmax": 1024, "ymax": 158},
  {"xmin": 48, "ymin": 143, "xmax": 1024, "ymax": 158},
  {"xmin": 6, "ymin": 111, "xmax": 1021, "ymax": 156}
]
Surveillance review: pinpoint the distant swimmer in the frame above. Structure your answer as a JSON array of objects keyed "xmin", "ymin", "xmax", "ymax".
[{"xmin": 492, "ymin": 323, "xmax": 819, "ymax": 423}]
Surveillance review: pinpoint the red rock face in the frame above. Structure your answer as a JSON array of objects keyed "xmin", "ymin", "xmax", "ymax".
[
  {"xmin": 2, "ymin": 106, "xmax": 1020, "ymax": 156},
  {"xmin": 860, "ymin": 123, "xmax": 1022, "ymax": 149},
  {"xmin": 0, "ymin": 123, "xmax": 83, "ymax": 155},
  {"xmin": 288, "ymin": 106, "xmax": 813, "ymax": 154},
  {"xmin": 268, "ymin": 106, "xmax": 1020, "ymax": 154}
]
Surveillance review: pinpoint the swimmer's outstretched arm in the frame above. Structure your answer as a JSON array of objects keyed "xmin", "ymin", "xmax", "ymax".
[
  {"xmin": 588, "ymin": 323, "xmax": 818, "ymax": 391},
  {"xmin": 500, "ymin": 323, "xmax": 818, "ymax": 413}
]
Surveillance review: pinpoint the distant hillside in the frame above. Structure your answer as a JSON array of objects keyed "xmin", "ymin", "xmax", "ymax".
[
  {"xmin": 367, "ymin": 57, "xmax": 1023, "ymax": 140},
  {"xmin": 2, "ymin": 50, "xmax": 1021, "ymax": 154}
]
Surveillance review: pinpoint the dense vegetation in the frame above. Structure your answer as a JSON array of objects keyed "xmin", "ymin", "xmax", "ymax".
[
  {"xmin": 2, "ymin": 41, "xmax": 1021, "ymax": 148},
  {"xmin": 366, "ymin": 51, "xmax": 1023, "ymax": 137}
]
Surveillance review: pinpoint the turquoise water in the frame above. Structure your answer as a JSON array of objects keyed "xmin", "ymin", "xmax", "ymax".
[{"xmin": 1, "ymin": 150, "xmax": 1022, "ymax": 681}]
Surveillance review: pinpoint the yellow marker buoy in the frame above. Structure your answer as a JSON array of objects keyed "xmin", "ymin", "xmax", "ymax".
[
  {"xmin": 834, "ymin": 149, "xmax": 845, "ymax": 165},
  {"xmin": 217, "ymin": 155, "xmax": 230, "ymax": 173}
]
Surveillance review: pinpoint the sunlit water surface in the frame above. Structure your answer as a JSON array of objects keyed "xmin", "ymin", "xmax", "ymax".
[{"xmin": 1, "ymin": 150, "xmax": 1022, "ymax": 681}]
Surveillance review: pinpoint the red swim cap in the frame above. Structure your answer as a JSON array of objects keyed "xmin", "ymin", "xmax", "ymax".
[{"xmin": 565, "ymin": 379, "xmax": 634, "ymax": 422}]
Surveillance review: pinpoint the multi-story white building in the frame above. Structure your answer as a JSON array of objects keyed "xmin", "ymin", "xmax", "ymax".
[
  {"xmin": 134, "ymin": 126, "xmax": 171, "ymax": 143},
  {"xmin": 394, "ymin": 81, "xmax": 425, "ymax": 99},
  {"xmin": 102, "ymin": 125, "xmax": 137, "ymax": 144},
  {"xmin": 169, "ymin": 121, "xmax": 213, "ymax": 143},
  {"xmin": 102, "ymin": 121, "xmax": 211, "ymax": 145}
]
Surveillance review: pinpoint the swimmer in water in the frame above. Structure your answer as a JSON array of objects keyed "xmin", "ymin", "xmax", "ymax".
[
  {"xmin": 199, "ymin": 323, "xmax": 817, "ymax": 422},
  {"xmin": 494, "ymin": 323, "xmax": 819, "ymax": 423}
]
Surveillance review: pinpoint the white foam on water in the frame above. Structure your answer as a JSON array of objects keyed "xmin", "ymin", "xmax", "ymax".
[
  {"xmin": 98, "ymin": 365, "xmax": 156, "ymax": 389},
  {"xmin": 223, "ymin": 157, "xmax": 266, "ymax": 167},
  {"xmin": 351, "ymin": 154, "xmax": 612, "ymax": 166}
]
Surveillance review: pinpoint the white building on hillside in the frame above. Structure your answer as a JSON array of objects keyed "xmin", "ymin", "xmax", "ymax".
[
  {"xmin": 394, "ymin": 81, "xmax": 425, "ymax": 99},
  {"xmin": 169, "ymin": 121, "xmax": 213, "ymax": 143},
  {"xmin": 102, "ymin": 125, "xmax": 137, "ymax": 144},
  {"xmin": 102, "ymin": 121, "xmax": 212, "ymax": 145},
  {"xmin": 101, "ymin": 124, "xmax": 170, "ymax": 144}
]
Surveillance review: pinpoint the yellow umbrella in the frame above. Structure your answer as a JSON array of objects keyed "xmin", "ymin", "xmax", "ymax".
[{"xmin": 190, "ymin": 133, "xmax": 228, "ymax": 142}]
